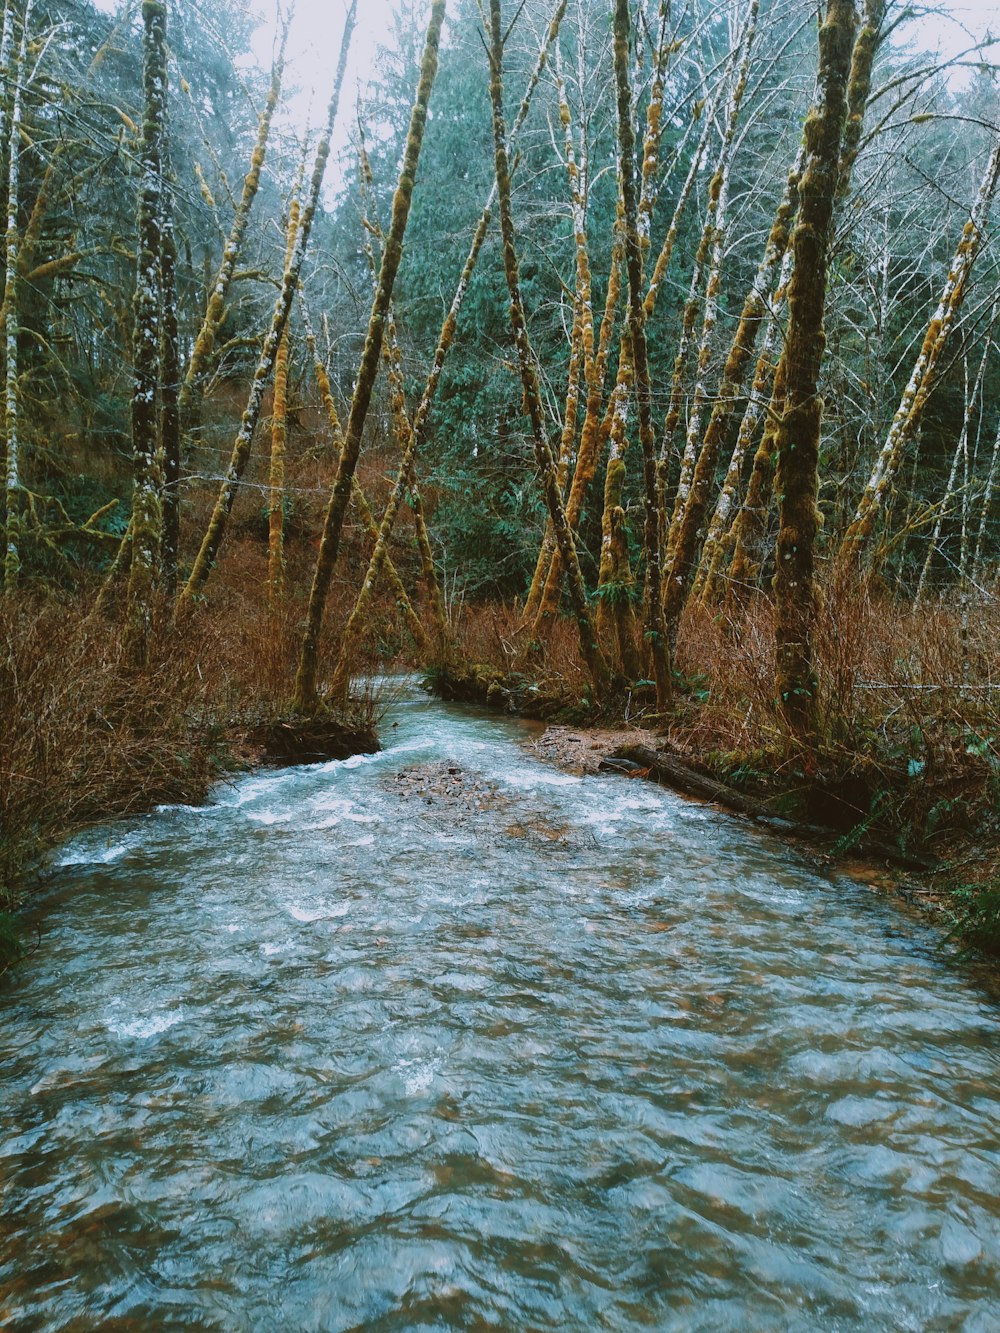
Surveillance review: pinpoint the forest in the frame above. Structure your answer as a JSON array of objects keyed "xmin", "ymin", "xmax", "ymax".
[{"xmin": 1, "ymin": 0, "xmax": 1000, "ymax": 960}]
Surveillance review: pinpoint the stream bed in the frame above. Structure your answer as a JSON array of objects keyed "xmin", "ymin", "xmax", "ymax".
[{"xmin": 2, "ymin": 683, "xmax": 999, "ymax": 1330}]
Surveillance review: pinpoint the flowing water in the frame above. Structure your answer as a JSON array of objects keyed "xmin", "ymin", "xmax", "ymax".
[{"xmin": 2, "ymin": 683, "xmax": 1000, "ymax": 1331}]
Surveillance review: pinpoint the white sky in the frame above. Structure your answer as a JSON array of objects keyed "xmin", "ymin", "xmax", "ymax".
[
  {"xmin": 92, "ymin": 0, "xmax": 1000, "ymax": 169},
  {"xmin": 245, "ymin": 0, "xmax": 998, "ymax": 193},
  {"xmin": 252, "ymin": 0, "xmax": 999, "ymax": 117}
]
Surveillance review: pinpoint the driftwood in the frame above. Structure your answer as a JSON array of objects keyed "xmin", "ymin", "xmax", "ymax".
[{"xmin": 604, "ymin": 743, "xmax": 937, "ymax": 872}]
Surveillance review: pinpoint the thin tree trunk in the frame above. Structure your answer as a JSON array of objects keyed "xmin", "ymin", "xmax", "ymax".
[
  {"xmin": 692, "ymin": 148, "xmax": 803, "ymax": 603},
  {"xmin": 267, "ymin": 191, "xmax": 301, "ymax": 608},
  {"xmin": 1, "ymin": 0, "xmax": 31, "ymax": 593},
  {"xmin": 839, "ymin": 129, "xmax": 1000, "ymax": 568},
  {"xmin": 613, "ymin": 0, "xmax": 671, "ymax": 705},
  {"xmin": 177, "ymin": 22, "xmax": 289, "ymax": 430},
  {"xmin": 354, "ymin": 132, "xmax": 439, "ymax": 653},
  {"xmin": 538, "ymin": 211, "xmax": 623, "ymax": 627},
  {"xmin": 124, "ymin": 0, "xmax": 168, "ymax": 664},
  {"xmin": 972, "ymin": 411, "xmax": 1000, "ymax": 582},
  {"xmin": 299, "ymin": 294, "xmax": 428, "ymax": 651},
  {"xmin": 915, "ymin": 306, "xmax": 994, "ymax": 601},
  {"xmin": 523, "ymin": 38, "xmax": 593, "ymax": 625},
  {"xmin": 485, "ymin": 0, "xmax": 608, "ymax": 694},
  {"xmin": 292, "ymin": 0, "xmax": 445, "ymax": 714},
  {"xmin": 99, "ymin": 22, "xmax": 288, "ymax": 592},
  {"xmin": 159, "ymin": 141, "xmax": 181, "ymax": 596},
  {"xmin": 533, "ymin": 1, "xmax": 675, "ymax": 637},
  {"xmin": 772, "ymin": 0, "xmax": 857, "ymax": 740},
  {"xmin": 590, "ymin": 68, "xmax": 716, "ymax": 644},
  {"xmin": 590, "ymin": 108, "xmax": 710, "ymax": 635},
  {"xmin": 179, "ymin": 2, "xmax": 357, "ymax": 610},
  {"xmin": 660, "ymin": 8, "xmax": 756, "ymax": 570},
  {"xmin": 727, "ymin": 3, "xmax": 884, "ymax": 595}
]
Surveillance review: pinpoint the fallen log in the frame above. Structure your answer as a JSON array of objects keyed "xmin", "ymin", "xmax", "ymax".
[{"xmin": 604, "ymin": 743, "xmax": 938, "ymax": 872}]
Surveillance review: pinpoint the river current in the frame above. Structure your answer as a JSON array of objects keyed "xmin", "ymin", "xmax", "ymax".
[{"xmin": 2, "ymin": 683, "xmax": 999, "ymax": 1330}]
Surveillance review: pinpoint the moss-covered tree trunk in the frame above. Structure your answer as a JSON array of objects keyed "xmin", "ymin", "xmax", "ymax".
[
  {"xmin": 613, "ymin": 0, "xmax": 671, "ymax": 705},
  {"xmin": 299, "ymin": 293, "xmax": 426, "ymax": 648},
  {"xmin": 692, "ymin": 148, "xmax": 804, "ymax": 603},
  {"xmin": 158, "ymin": 143, "xmax": 181, "ymax": 597},
  {"xmin": 534, "ymin": 0, "xmax": 674, "ymax": 640},
  {"xmin": 839, "ymin": 130, "xmax": 1000, "ymax": 568},
  {"xmin": 292, "ymin": 0, "xmax": 446, "ymax": 714},
  {"xmin": 177, "ymin": 23, "xmax": 288, "ymax": 432},
  {"xmin": 267, "ymin": 187, "xmax": 301, "ymax": 607},
  {"xmin": 1, "ymin": 0, "xmax": 31, "ymax": 593},
  {"xmin": 590, "ymin": 102, "xmax": 709, "ymax": 640},
  {"xmin": 179, "ymin": 2, "xmax": 357, "ymax": 610},
  {"xmin": 354, "ymin": 133, "xmax": 438, "ymax": 655},
  {"xmin": 486, "ymin": 0, "xmax": 607, "ymax": 694},
  {"xmin": 772, "ymin": 0, "xmax": 857, "ymax": 740},
  {"xmin": 664, "ymin": 5, "xmax": 756, "ymax": 566},
  {"xmin": 523, "ymin": 39, "xmax": 593, "ymax": 629},
  {"xmin": 727, "ymin": 0, "xmax": 885, "ymax": 593},
  {"xmin": 124, "ymin": 0, "xmax": 168, "ymax": 664},
  {"xmin": 537, "ymin": 212, "xmax": 622, "ymax": 631}
]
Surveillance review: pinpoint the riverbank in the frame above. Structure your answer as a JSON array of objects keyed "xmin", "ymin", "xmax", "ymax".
[
  {"xmin": 0, "ymin": 594, "xmax": 381, "ymax": 970},
  {"xmin": 523, "ymin": 722, "xmax": 977, "ymax": 946},
  {"xmin": 430, "ymin": 589, "xmax": 1000, "ymax": 959}
]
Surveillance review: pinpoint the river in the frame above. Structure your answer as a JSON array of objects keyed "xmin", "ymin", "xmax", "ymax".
[{"xmin": 2, "ymin": 683, "xmax": 999, "ymax": 1330}]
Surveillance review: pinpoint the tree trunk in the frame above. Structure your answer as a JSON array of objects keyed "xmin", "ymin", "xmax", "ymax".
[
  {"xmin": 613, "ymin": 0, "xmax": 671, "ymax": 705},
  {"xmin": 299, "ymin": 293, "xmax": 427, "ymax": 651},
  {"xmin": 772, "ymin": 0, "xmax": 857, "ymax": 740},
  {"xmin": 916, "ymin": 306, "xmax": 995, "ymax": 601},
  {"xmin": 177, "ymin": 22, "xmax": 289, "ymax": 432},
  {"xmin": 692, "ymin": 148, "xmax": 803, "ymax": 603},
  {"xmin": 159, "ymin": 143, "xmax": 181, "ymax": 597},
  {"xmin": 267, "ymin": 191, "xmax": 301, "ymax": 608},
  {"xmin": 524, "ymin": 39, "xmax": 593, "ymax": 627},
  {"xmin": 660, "ymin": 0, "xmax": 759, "ymax": 643},
  {"xmin": 839, "ymin": 129, "xmax": 1000, "ymax": 568},
  {"xmin": 179, "ymin": 1, "xmax": 357, "ymax": 610},
  {"xmin": 727, "ymin": 1, "xmax": 884, "ymax": 596},
  {"xmin": 124, "ymin": 0, "xmax": 168, "ymax": 665},
  {"xmin": 292, "ymin": 0, "xmax": 446, "ymax": 714},
  {"xmin": 485, "ymin": 0, "xmax": 608, "ymax": 695},
  {"xmin": 1, "ymin": 0, "xmax": 31, "ymax": 593}
]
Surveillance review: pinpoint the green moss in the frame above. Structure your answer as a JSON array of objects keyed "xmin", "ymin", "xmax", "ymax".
[{"xmin": 0, "ymin": 912, "xmax": 26, "ymax": 972}]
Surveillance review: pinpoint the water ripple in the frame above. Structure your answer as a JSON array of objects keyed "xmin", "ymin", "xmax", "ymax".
[{"xmin": 2, "ymin": 686, "xmax": 999, "ymax": 1330}]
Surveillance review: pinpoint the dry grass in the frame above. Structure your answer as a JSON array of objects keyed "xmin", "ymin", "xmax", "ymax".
[
  {"xmin": 445, "ymin": 577, "xmax": 1000, "ymax": 852},
  {"xmin": 0, "ymin": 555, "xmax": 407, "ymax": 915},
  {"xmin": 0, "ymin": 597, "xmax": 221, "ymax": 907}
]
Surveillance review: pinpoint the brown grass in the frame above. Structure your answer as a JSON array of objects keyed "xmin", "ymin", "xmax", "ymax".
[
  {"xmin": 0, "ymin": 596, "xmax": 221, "ymax": 906},
  {"xmin": 0, "ymin": 550, "xmax": 411, "ymax": 912},
  {"xmin": 443, "ymin": 576, "xmax": 1000, "ymax": 857}
]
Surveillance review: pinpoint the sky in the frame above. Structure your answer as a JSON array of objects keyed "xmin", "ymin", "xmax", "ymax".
[
  {"xmin": 234, "ymin": 0, "xmax": 998, "ymax": 199},
  {"xmin": 246, "ymin": 0, "xmax": 998, "ymax": 122},
  {"xmin": 90, "ymin": 0, "xmax": 1000, "ymax": 153}
]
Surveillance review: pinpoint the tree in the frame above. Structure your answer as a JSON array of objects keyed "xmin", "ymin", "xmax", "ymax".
[
  {"xmin": 772, "ymin": 0, "xmax": 857, "ymax": 739},
  {"xmin": 124, "ymin": 0, "xmax": 169, "ymax": 664},
  {"xmin": 292, "ymin": 0, "xmax": 446, "ymax": 714}
]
